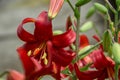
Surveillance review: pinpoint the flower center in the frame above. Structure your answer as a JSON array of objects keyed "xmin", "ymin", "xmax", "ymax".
[{"xmin": 27, "ymin": 42, "xmax": 48, "ymax": 65}]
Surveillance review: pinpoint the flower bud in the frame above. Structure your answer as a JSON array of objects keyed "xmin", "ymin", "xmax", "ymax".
[
  {"xmin": 86, "ymin": 6, "xmax": 95, "ymax": 19},
  {"xmin": 112, "ymin": 42, "xmax": 120, "ymax": 64},
  {"xmin": 80, "ymin": 21, "xmax": 93, "ymax": 32},
  {"xmin": 48, "ymin": 0, "xmax": 64, "ymax": 19},
  {"xmin": 103, "ymin": 30, "xmax": 112, "ymax": 52},
  {"xmin": 53, "ymin": 30, "xmax": 63, "ymax": 35},
  {"xmin": 75, "ymin": 0, "xmax": 91, "ymax": 7},
  {"xmin": 94, "ymin": 3, "xmax": 108, "ymax": 14}
]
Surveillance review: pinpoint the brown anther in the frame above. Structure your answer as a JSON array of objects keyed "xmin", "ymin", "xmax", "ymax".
[{"xmin": 33, "ymin": 48, "xmax": 40, "ymax": 56}]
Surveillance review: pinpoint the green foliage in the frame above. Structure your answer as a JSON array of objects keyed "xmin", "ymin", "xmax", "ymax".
[
  {"xmin": 61, "ymin": 67, "xmax": 71, "ymax": 75},
  {"xmin": 112, "ymin": 42, "xmax": 120, "ymax": 64},
  {"xmin": 86, "ymin": 6, "xmax": 96, "ymax": 19},
  {"xmin": 74, "ymin": 7, "xmax": 80, "ymax": 19},
  {"xmin": 94, "ymin": 3, "xmax": 108, "ymax": 14},
  {"xmin": 53, "ymin": 30, "xmax": 63, "ymax": 35},
  {"xmin": 78, "ymin": 41, "xmax": 102, "ymax": 60},
  {"xmin": 80, "ymin": 21, "xmax": 94, "ymax": 32},
  {"xmin": 116, "ymin": 0, "xmax": 120, "ymax": 10},
  {"xmin": 75, "ymin": 0, "xmax": 91, "ymax": 7},
  {"xmin": 80, "ymin": 63, "xmax": 92, "ymax": 71},
  {"xmin": 102, "ymin": 30, "xmax": 112, "ymax": 53}
]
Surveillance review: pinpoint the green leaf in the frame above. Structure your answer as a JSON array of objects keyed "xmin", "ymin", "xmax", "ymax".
[
  {"xmin": 78, "ymin": 45, "xmax": 93, "ymax": 59},
  {"xmin": 94, "ymin": 3, "xmax": 108, "ymax": 14},
  {"xmin": 80, "ymin": 63, "xmax": 92, "ymax": 71},
  {"xmin": 86, "ymin": 6, "xmax": 96, "ymax": 19},
  {"xmin": 76, "ymin": 0, "xmax": 91, "ymax": 7},
  {"xmin": 53, "ymin": 30, "xmax": 63, "ymax": 35},
  {"xmin": 78, "ymin": 41, "xmax": 102, "ymax": 60},
  {"xmin": 0, "ymin": 78, "xmax": 4, "ymax": 80},
  {"xmin": 102, "ymin": 30, "xmax": 112, "ymax": 52},
  {"xmin": 61, "ymin": 67, "xmax": 71, "ymax": 75},
  {"xmin": 74, "ymin": 7, "xmax": 80, "ymax": 19},
  {"xmin": 116, "ymin": 0, "xmax": 120, "ymax": 10},
  {"xmin": 80, "ymin": 21, "xmax": 94, "ymax": 32},
  {"xmin": 112, "ymin": 42, "xmax": 120, "ymax": 64}
]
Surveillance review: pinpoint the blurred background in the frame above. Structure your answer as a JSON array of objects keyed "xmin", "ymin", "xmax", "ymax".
[{"xmin": 0, "ymin": 0, "xmax": 105, "ymax": 79}]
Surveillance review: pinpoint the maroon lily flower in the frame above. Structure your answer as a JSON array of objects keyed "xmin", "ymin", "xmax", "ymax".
[
  {"xmin": 69, "ymin": 34, "xmax": 117, "ymax": 80},
  {"xmin": 17, "ymin": 11, "xmax": 76, "ymax": 65},
  {"xmin": 17, "ymin": 10, "xmax": 76, "ymax": 79},
  {"xmin": 7, "ymin": 46, "xmax": 62, "ymax": 80},
  {"xmin": 73, "ymin": 49, "xmax": 116, "ymax": 80}
]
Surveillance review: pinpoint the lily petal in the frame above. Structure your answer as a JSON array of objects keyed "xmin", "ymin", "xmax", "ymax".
[
  {"xmin": 52, "ymin": 29, "xmax": 76, "ymax": 48},
  {"xmin": 34, "ymin": 11, "xmax": 53, "ymax": 42},
  {"xmin": 66, "ymin": 16, "xmax": 72, "ymax": 30},
  {"xmin": 74, "ymin": 63, "xmax": 105, "ymax": 80},
  {"xmin": 90, "ymin": 49, "xmax": 109, "ymax": 70},
  {"xmin": 7, "ymin": 70, "xmax": 24, "ymax": 80},
  {"xmin": 17, "ymin": 18, "xmax": 36, "ymax": 42},
  {"xmin": 48, "ymin": 0, "xmax": 64, "ymax": 19},
  {"xmin": 17, "ymin": 47, "xmax": 36, "ymax": 76},
  {"xmin": 21, "ymin": 42, "xmax": 40, "ymax": 52},
  {"xmin": 93, "ymin": 35, "xmax": 103, "ymax": 49},
  {"xmin": 80, "ymin": 35, "xmax": 89, "ymax": 49},
  {"xmin": 47, "ymin": 41, "xmax": 75, "ymax": 66}
]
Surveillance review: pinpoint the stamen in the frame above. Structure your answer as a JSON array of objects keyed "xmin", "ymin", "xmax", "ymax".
[
  {"xmin": 44, "ymin": 58, "xmax": 48, "ymax": 65},
  {"xmin": 27, "ymin": 50, "xmax": 32, "ymax": 56},
  {"xmin": 41, "ymin": 52, "xmax": 48, "ymax": 65},
  {"xmin": 33, "ymin": 48, "xmax": 40, "ymax": 56},
  {"xmin": 41, "ymin": 52, "xmax": 47, "ymax": 59},
  {"xmin": 52, "ymin": 62, "xmax": 57, "ymax": 74}
]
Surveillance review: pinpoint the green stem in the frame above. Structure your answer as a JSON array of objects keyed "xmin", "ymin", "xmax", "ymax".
[
  {"xmin": 114, "ymin": 12, "xmax": 119, "ymax": 42},
  {"xmin": 75, "ymin": 7, "xmax": 81, "ymax": 60},
  {"xmin": 93, "ymin": 24, "xmax": 101, "ymax": 38},
  {"xmin": 78, "ymin": 40, "xmax": 103, "ymax": 60},
  {"xmin": 105, "ymin": 0, "xmax": 116, "ymax": 14},
  {"xmin": 0, "ymin": 71, "xmax": 8, "ymax": 78},
  {"xmin": 115, "ymin": 64, "xmax": 119, "ymax": 80},
  {"xmin": 106, "ymin": 12, "xmax": 112, "ymax": 25},
  {"xmin": 66, "ymin": 0, "xmax": 75, "ymax": 11}
]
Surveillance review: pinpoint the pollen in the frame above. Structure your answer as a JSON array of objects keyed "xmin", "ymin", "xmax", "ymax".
[
  {"xmin": 41, "ymin": 52, "xmax": 48, "ymax": 65},
  {"xmin": 27, "ymin": 50, "xmax": 32, "ymax": 56},
  {"xmin": 33, "ymin": 48, "xmax": 40, "ymax": 56},
  {"xmin": 52, "ymin": 62, "xmax": 57, "ymax": 74}
]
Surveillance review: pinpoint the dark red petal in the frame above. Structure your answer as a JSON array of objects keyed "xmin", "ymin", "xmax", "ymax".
[
  {"xmin": 34, "ymin": 11, "xmax": 53, "ymax": 42},
  {"xmin": 17, "ymin": 18, "xmax": 36, "ymax": 42},
  {"xmin": 47, "ymin": 41, "xmax": 75, "ymax": 66},
  {"xmin": 90, "ymin": 49, "xmax": 109, "ymax": 70},
  {"xmin": 17, "ymin": 47, "xmax": 35, "ymax": 76},
  {"xmin": 66, "ymin": 16, "xmax": 72, "ymax": 30},
  {"xmin": 21, "ymin": 42, "xmax": 40, "ymax": 52},
  {"xmin": 93, "ymin": 35, "xmax": 103, "ymax": 49},
  {"xmin": 7, "ymin": 70, "xmax": 24, "ymax": 80},
  {"xmin": 118, "ymin": 31, "xmax": 120, "ymax": 44},
  {"xmin": 79, "ymin": 34, "xmax": 89, "ymax": 49},
  {"xmin": 51, "ymin": 63, "xmax": 61, "ymax": 80},
  {"xmin": 74, "ymin": 63, "xmax": 104, "ymax": 80},
  {"xmin": 52, "ymin": 29, "xmax": 76, "ymax": 48}
]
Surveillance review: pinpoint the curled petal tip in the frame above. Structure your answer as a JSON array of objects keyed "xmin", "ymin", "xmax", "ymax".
[
  {"xmin": 48, "ymin": 0, "xmax": 64, "ymax": 19},
  {"xmin": 7, "ymin": 70, "xmax": 24, "ymax": 80}
]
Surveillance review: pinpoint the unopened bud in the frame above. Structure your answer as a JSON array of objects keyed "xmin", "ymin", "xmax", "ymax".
[{"xmin": 112, "ymin": 42, "xmax": 120, "ymax": 64}]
